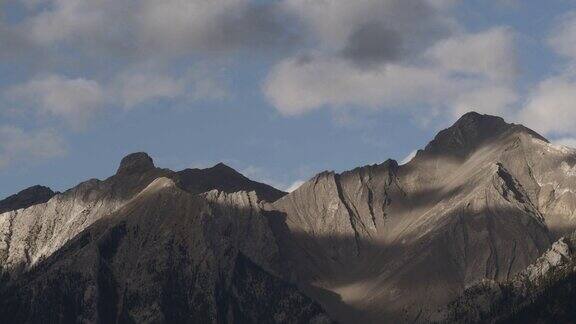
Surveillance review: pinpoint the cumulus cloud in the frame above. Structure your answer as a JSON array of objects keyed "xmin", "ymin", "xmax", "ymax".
[
  {"xmin": 516, "ymin": 13, "xmax": 576, "ymax": 138},
  {"xmin": 6, "ymin": 0, "xmax": 519, "ymax": 125},
  {"xmin": 2, "ymin": 63, "xmax": 231, "ymax": 128},
  {"xmin": 519, "ymin": 76, "xmax": 576, "ymax": 136},
  {"xmin": 451, "ymin": 86, "xmax": 518, "ymax": 118},
  {"xmin": 0, "ymin": 125, "xmax": 66, "ymax": 169},
  {"xmin": 426, "ymin": 27, "xmax": 517, "ymax": 82},
  {"xmin": 136, "ymin": 0, "xmax": 296, "ymax": 56},
  {"xmin": 6, "ymin": 75, "xmax": 105, "ymax": 129},
  {"xmin": 17, "ymin": 0, "xmax": 297, "ymax": 59},
  {"xmin": 260, "ymin": 0, "xmax": 520, "ymax": 119},
  {"xmin": 264, "ymin": 55, "xmax": 456, "ymax": 115},
  {"xmin": 264, "ymin": 26, "xmax": 518, "ymax": 117}
]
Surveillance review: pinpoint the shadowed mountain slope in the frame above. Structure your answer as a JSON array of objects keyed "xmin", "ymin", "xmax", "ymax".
[
  {"xmin": 177, "ymin": 163, "xmax": 286, "ymax": 202},
  {"xmin": 0, "ymin": 185, "xmax": 55, "ymax": 215},
  {"xmin": 439, "ymin": 233, "xmax": 576, "ymax": 323}
]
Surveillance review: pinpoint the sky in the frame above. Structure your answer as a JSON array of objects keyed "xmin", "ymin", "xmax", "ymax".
[{"xmin": 1, "ymin": 0, "xmax": 576, "ymax": 197}]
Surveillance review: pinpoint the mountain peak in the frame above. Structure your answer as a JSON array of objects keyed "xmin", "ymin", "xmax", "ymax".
[
  {"xmin": 0, "ymin": 185, "xmax": 55, "ymax": 214},
  {"xmin": 457, "ymin": 111, "xmax": 500, "ymax": 122},
  {"xmin": 211, "ymin": 162, "xmax": 235, "ymax": 172},
  {"xmin": 176, "ymin": 163, "xmax": 286, "ymax": 202},
  {"xmin": 421, "ymin": 112, "xmax": 541, "ymax": 159},
  {"xmin": 116, "ymin": 152, "xmax": 155, "ymax": 175}
]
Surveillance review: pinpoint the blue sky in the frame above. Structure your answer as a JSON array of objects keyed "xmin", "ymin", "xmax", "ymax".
[{"xmin": 1, "ymin": 0, "xmax": 576, "ymax": 197}]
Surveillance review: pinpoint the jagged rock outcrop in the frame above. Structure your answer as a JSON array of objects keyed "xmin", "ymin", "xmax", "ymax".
[{"xmin": 0, "ymin": 185, "xmax": 55, "ymax": 214}]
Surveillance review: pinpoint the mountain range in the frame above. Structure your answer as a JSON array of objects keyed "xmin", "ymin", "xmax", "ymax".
[{"xmin": 1, "ymin": 112, "xmax": 576, "ymax": 323}]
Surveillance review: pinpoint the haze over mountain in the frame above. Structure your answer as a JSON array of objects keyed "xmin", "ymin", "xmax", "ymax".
[{"xmin": 1, "ymin": 112, "xmax": 576, "ymax": 323}]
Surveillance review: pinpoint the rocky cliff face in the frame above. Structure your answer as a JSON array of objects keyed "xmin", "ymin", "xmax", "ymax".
[{"xmin": 1, "ymin": 112, "xmax": 576, "ymax": 323}]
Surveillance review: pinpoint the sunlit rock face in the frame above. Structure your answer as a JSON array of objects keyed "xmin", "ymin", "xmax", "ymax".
[{"xmin": 1, "ymin": 112, "xmax": 576, "ymax": 323}]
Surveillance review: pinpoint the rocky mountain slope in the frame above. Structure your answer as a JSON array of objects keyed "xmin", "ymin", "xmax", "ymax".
[
  {"xmin": 0, "ymin": 177, "xmax": 328, "ymax": 323},
  {"xmin": 0, "ymin": 153, "xmax": 327, "ymax": 323},
  {"xmin": 1, "ymin": 112, "xmax": 576, "ymax": 323},
  {"xmin": 267, "ymin": 112, "xmax": 576, "ymax": 322},
  {"xmin": 439, "ymin": 233, "xmax": 576, "ymax": 323}
]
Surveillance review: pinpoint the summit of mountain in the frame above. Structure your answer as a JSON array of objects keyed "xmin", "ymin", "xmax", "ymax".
[
  {"xmin": 177, "ymin": 162, "xmax": 286, "ymax": 202},
  {"xmin": 0, "ymin": 185, "xmax": 56, "ymax": 214}
]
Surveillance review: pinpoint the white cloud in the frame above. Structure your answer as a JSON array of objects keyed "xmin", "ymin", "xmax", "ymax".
[
  {"xmin": 264, "ymin": 27, "xmax": 518, "ymax": 117},
  {"xmin": 426, "ymin": 27, "xmax": 517, "ymax": 82},
  {"xmin": 263, "ymin": 0, "xmax": 520, "ymax": 121},
  {"xmin": 7, "ymin": 74, "xmax": 105, "ymax": 129},
  {"xmin": 519, "ymin": 76, "xmax": 576, "ymax": 136},
  {"xmin": 0, "ymin": 125, "xmax": 66, "ymax": 169},
  {"xmin": 512, "ymin": 12, "xmax": 576, "ymax": 140},
  {"xmin": 9, "ymin": 0, "xmax": 519, "ymax": 126},
  {"xmin": 3, "ymin": 65, "xmax": 230, "ymax": 129},
  {"xmin": 451, "ymin": 85, "xmax": 518, "ymax": 118},
  {"xmin": 264, "ymin": 55, "xmax": 456, "ymax": 115},
  {"xmin": 135, "ymin": 0, "xmax": 246, "ymax": 54},
  {"xmin": 285, "ymin": 180, "xmax": 305, "ymax": 192},
  {"xmin": 18, "ymin": 0, "xmax": 293, "ymax": 59}
]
